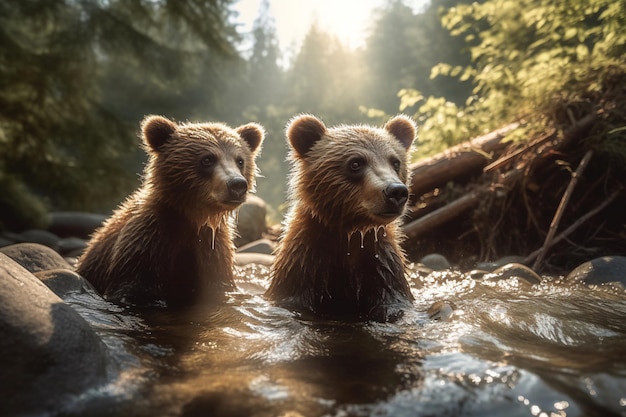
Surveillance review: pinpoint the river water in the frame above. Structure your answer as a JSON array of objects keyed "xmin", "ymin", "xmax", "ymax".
[{"xmin": 63, "ymin": 263, "xmax": 626, "ymax": 417}]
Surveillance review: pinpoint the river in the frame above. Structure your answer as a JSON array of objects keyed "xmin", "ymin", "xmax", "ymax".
[{"xmin": 62, "ymin": 263, "xmax": 626, "ymax": 417}]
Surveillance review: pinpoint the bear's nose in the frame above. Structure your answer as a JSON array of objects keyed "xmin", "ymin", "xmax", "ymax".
[
  {"xmin": 384, "ymin": 182, "xmax": 408, "ymax": 210},
  {"xmin": 227, "ymin": 177, "xmax": 248, "ymax": 200}
]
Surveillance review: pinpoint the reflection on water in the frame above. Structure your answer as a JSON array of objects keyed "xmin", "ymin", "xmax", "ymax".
[{"xmin": 63, "ymin": 263, "xmax": 626, "ymax": 417}]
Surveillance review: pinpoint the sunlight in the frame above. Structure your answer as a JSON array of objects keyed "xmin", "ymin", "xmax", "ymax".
[{"xmin": 235, "ymin": 0, "xmax": 429, "ymax": 50}]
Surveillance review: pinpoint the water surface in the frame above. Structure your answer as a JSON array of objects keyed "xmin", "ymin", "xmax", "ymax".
[{"xmin": 63, "ymin": 263, "xmax": 626, "ymax": 416}]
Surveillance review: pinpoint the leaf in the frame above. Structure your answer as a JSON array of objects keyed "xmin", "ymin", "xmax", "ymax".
[
  {"xmin": 576, "ymin": 44, "xmax": 589, "ymax": 60},
  {"xmin": 564, "ymin": 28, "xmax": 578, "ymax": 40}
]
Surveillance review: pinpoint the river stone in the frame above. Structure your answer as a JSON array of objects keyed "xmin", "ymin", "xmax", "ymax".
[
  {"xmin": 0, "ymin": 235, "xmax": 14, "ymax": 248},
  {"xmin": 236, "ymin": 238, "xmax": 275, "ymax": 255},
  {"xmin": 234, "ymin": 252, "xmax": 275, "ymax": 266},
  {"xmin": 0, "ymin": 253, "xmax": 109, "ymax": 416},
  {"xmin": 428, "ymin": 300, "xmax": 457, "ymax": 321},
  {"xmin": 419, "ymin": 253, "xmax": 451, "ymax": 271},
  {"xmin": 235, "ymin": 195, "xmax": 267, "ymax": 247},
  {"xmin": 565, "ymin": 256, "xmax": 626, "ymax": 287},
  {"xmin": 0, "ymin": 242, "xmax": 71, "ymax": 273},
  {"xmin": 475, "ymin": 255, "xmax": 527, "ymax": 272},
  {"xmin": 58, "ymin": 236, "xmax": 88, "ymax": 256},
  {"xmin": 467, "ymin": 269, "xmax": 489, "ymax": 280},
  {"xmin": 20, "ymin": 229, "xmax": 61, "ymax": 251},
  {"xmin": 34, "ymin": 268, "xmax": 97, "ymax": 299},
  {"xmin": 486, "ymin": 263, "xmax": 542, "ymax": 285},
  {"xmin": 48, "ymin": 211, "xmax": 108, "ymax": 239}
]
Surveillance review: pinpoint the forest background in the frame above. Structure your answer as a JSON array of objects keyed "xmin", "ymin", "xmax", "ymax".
[{"xmin": 1, "ymin": 0, "xmax": 624, "ymax": 230}]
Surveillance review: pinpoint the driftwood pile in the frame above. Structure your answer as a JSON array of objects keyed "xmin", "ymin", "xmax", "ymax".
[{"xmin": 402, "ymin": 111, "xmax": 625, "ymax": 274}]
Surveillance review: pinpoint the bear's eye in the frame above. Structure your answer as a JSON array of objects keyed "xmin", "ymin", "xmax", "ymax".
[
  {"xmin": 391, "ymin": 158, "xmax": 401, "ymax": 173},
  {"xmin": 198, "ymin": 154, "xmax": 217, "ymax": 175},
  {"xmin": 348, "ymin": 158, "xmax": 365, "ymax": 172},
  {"xmin": 236, "ymin": 157, "xmax": 245, "ymax": 169},
  {"xmin": 200, "ymin": 154, "xmax": 217, "ymax": 167}
]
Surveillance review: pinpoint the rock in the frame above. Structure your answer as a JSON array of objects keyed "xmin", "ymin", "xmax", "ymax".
[
  {"xmin": 236, "ymin": 238, "xmax": 275, "ymax": 255},
  {"xmin": 48, "ymin": 211, "xmax": 107, "ymax": 240},
  {"xmin": 565, "ymin": 256, "xmax": 626, "ymax": 287},
  {"xmin": 0, "ymin": 243, "xmax": 71, "ymax": 273},
  {"xmin": 19, "ymin": 229, "xmax": 61, "ymax": 251},
  {"xmin": 234, "ymin": 252, "xmax": 275, "ymax": 266},
  {"xmin": 1, "ymin": 229, "xmax": 61, "ymax": 252},
  {"xmin": 235, "ymin": 195, "xmax": 267, "ymax": 247},
  {"xmin": 419, "ymin": 253, "xmax": 450, "ymax": 271},
  {"xmin": 485, "ymin": 262, "xmax": 542, "ymax": 285},
  {"xmin": 467, "ymin": 269, "xmax": 489, "ymax": 280},
  {"xmin": 0, "ymin": 236, "xmax": 14, "ymax": 248},
  {"xmin": 34, "ymin": 269, "xmax": 98, "ymax": 299},
  {"xmin": 475, "ymin": 255, "xmax": 526, "ymax": 272},
  {"xmin": 428, "ymin": 300, "xmax": 457, "ymax": 321},
  {"xmin": 0, "ymin": 254, "xmax": 109, "ymax": 416},
  {"xmin": 58, "ymin": 236, "xmax": 88, "ymax": 256}
]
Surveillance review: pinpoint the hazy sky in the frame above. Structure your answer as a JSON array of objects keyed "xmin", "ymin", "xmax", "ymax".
[{"xmin": 233, "ymin": 0, "xmax": 430, "ymax": 52}]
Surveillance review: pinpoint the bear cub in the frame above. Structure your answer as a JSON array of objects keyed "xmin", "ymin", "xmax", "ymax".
[
  {"xmin": 266, "ymin": 114, "xmax": 416, "ymax": 321},
  {"xmin": 77, "ymin": 115, "xmax": 264, "ymax": 308}
]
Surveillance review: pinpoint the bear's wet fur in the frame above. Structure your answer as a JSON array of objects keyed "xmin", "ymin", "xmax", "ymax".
[
  {"xmin": 266, "ymin": 114, "xmax": 415, "ymax": 321},
  {"xmin": 77, "ymin": 115, "xmax": 264, "ymax": 308}
]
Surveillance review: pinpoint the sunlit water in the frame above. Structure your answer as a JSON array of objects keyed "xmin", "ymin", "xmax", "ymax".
[{"xmin": 62, "ymin": 264, "xmax": 626, "ymax": 417}]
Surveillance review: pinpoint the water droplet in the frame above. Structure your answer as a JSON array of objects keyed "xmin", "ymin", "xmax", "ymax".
[
  {"xmin": 359, "ymin": 230, "xmax": 365, "ymax": 249},
  {"xmin": 210, "ymin": 227, "xmax": 216, "ymax": 250}
]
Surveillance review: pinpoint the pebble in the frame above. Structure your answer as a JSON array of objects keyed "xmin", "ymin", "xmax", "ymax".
[{"xmin": 565, "ymin": 256, "xmax": 626, "ymax": 287}]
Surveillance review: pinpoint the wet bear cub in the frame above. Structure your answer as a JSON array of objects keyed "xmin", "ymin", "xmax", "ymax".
[
  {"xmin": 266, "ymin": 114, "xmax": 416, "ymax": 321},
  {"xmin": 77, "ymin": 115, "xmax": 264, "ymax": 308}
]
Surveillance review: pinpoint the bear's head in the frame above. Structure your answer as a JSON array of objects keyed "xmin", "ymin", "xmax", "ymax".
[
  {"xmin": 286, "ymin": 114, "xmax": 416, "ymax": 231},
  {"xmin": 141, "ymin": 115, "xmax": 264, "ymax": 226}
]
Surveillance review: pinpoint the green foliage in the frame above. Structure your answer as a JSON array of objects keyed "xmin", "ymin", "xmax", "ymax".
[
  {"xmin": 364, "ymin": 0, "xmax": 474, "ymax": 115},
  {"xmin": 0, "ymin": 174, "xmax": 49, "ymax": 232},
  {"xmin": 412, "ymin": 0, "xmax": 626, "ymax": 157},
  {"xmin": 0, "ymin": 0, "xmax": 239, "ymax": 223},
  {"xmin": 399, "ymin": 89, "xmax": 492, "ymax": 157},
  {"xmin": 10, "ymin": 0, "xmax": 623, "ymax": 225}
]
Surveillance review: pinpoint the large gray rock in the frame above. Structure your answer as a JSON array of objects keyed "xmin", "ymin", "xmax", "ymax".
[
  {"xmin": 0, "ymin": 242, "xmax": 71, "ymax": 273},
  {"xmin": 419, "ymin": 253, "xmax": 451, "ymax": 271},
  {"xmin": 236, "ymin": 238, "xmax": 275, "ymax": 255},
  {"xmin": 48, "ymin": 211, "xmax": 107, "ymax": 240},
  {"xmin": 35, "ymin": 268, "xmax": 98, "ymax": 299},
  {"xmin": 0, "ymin": 254, "xmax": 109, "ymax": 416},
  {"xmin": 566, "ymin": 256, "xmax": 626, "ymax": 287},
  {"xmin": 235, "ymin": 195, "xmax": 267, "ymax": 247},
  {"xmin": 17, "ymin": 229, "xmax": 61, "ymax": 252}
]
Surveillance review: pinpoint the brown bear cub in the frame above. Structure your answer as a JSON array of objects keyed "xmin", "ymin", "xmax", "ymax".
[
  {"xmin": 266, "ymin": 114, "xmax": 416, "ymax": 321},
  {"xmin": 77, "ymin": 115, "xmax": 264, "ymax": 308}
]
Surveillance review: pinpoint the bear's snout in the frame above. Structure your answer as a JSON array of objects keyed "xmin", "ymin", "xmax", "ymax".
[
  {"xmin": 383, "ymin": 182, "xmax": 409, "ymax": 212},
  {"xmin": 227, "ymin": 177, "xmax": 248, "ymax": 201}
]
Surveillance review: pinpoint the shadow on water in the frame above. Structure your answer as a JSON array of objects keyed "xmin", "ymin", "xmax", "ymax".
[{"xmin": 60, "ymin": 263, "xmax": 626, "ymax": 417}]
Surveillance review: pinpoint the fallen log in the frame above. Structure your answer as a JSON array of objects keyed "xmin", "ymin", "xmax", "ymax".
[
  {"xmin": 409, "ymin": 123, "xmax": 519, "ymax": 200},
  {"xmin": 402, "ymin": 114, "xmax": 597, "ymax": 241},
  {"xmin": 403, "ymin": 169, "xmax": 522, "ymax": 240}
]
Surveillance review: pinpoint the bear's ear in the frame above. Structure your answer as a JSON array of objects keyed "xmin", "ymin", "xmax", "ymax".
[
  {"xmin": 141, "ymin": 115, "xmax": 177, "ymax": 152},
  {"xmin": 384, "ymin": 115, "xmax": 416, "ymax": 151},
  {"xmin": 236, "ymin": 123, "xmax": 265, "ymax": 154},
  {"xmin": 286, "ymin": 114, "xmax": 327, "ymax": 158}
]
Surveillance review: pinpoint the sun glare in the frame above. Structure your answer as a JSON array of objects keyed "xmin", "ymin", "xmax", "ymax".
[{"xmin": 235, "ymin": 0, "xmax": 386, "ymax": 50}]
